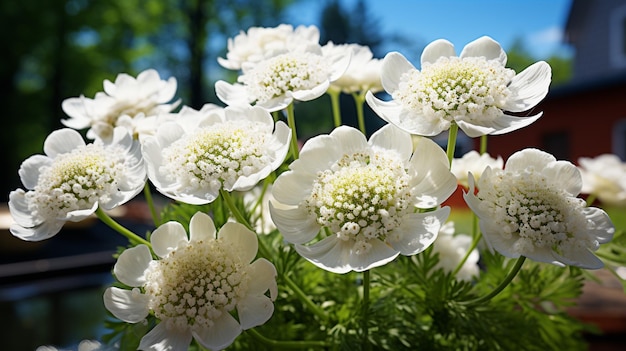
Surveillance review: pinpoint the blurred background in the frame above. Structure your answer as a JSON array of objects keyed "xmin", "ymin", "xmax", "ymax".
[{"xmin": 2, "ymin": 0, "xmax": 625, "ymax": 350}]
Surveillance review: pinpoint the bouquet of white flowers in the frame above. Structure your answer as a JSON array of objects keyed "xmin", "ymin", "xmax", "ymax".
[{"xmin": 13, "ymin": 24, "xmax": 625, "ymax": 351}]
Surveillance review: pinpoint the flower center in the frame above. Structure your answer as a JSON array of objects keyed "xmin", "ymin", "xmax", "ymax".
[
  {"xmin": 143, "ymin": 240, "xmax": 250, "ymax": 332},
  {"xmin": 26, "ymin": 144, "xmax": 126, "ymax": 220},
  {"xmin": 478, "ymin": 169, "xmax": 595, "ymax": 254},
  {"xmin": 160, "ymin": 122, "xmax": 271, "ymax": 193},
  {"xmin": 305, "ymin": 151, "xmax": 412, "ymax": 254},
  {"xmin": 393, "ymin": 56, "xmax": 514, "ymax": 122},
  {"xmin": 240, "ymin": 51, "xmax": 330, "ymax": 103}
]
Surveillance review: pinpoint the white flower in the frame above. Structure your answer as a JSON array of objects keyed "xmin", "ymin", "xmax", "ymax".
[
  {"xmin": 142, "ymin": 105, "xmax": 291, "ymax": 205},
  {"xmin": 9, "ymin": 128, "xmax": 145, "ymax": 241},
  {"xmin": 215, "ymin": 44, "xmax": 350, "ymax": 112},
  {"xmin": 366, "ymin": 36, "xmax": 552, "ymax": 137},
  {"xmin": 322, "ymin": 42, "xmax": 383, "ymax": 94},
  {"xmin": 269, "ymin": 124, "xmax": 457, "ymax": 273},
  {"xmin": 61, "ymin": 69, "xmax": 180, "ymax": 141},
  {"xmin": 218, "ymin": 24, "xmax": 320, "ymax": 70},
  {"xmin": 463, "ymin": 148, "xmax": 615, "ymax": 269},
  {"xmin": 104, "ymin": 212, "xmax": 277, "ymax": 351},
  {"xmin": 578, "ymin": 154, "xmax": 626, "ymax": 206},
  {"xmin": 451, "ymin": 150, "xmax": 503, "ymax": 187},
  {"xmin": 36, "ymin": 340, "xmax": 116, "ymax": 351},
  {"xmin": 431, "ymin": 221, "xmax": 479, "ymax": 281}
]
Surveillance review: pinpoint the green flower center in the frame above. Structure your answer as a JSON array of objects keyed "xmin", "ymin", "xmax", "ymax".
[
  {"xmin": 144, "ymin": 239, "xmax": 250, "ymax": 331},
  {"xmin": 306, "ymin": 151, "xmax": 412, "ymax": 254},
  {"xmin": 394, "ymin": 56, "xmax": 514, "ymax": 122}
]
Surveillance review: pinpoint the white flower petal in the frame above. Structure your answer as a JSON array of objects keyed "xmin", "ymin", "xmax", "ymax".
[
  {"xmin": 505, "ymin": 148, "xmax": 555, "ymax": 173},
  {"xmin": 43, "ymin": 129, "xmax": 86, "ymax": 158},
  {"xmin": 18, "ymin": 155, "xmax": 50, "ymax": 190},
  {"xmin": 139, "ymin": 321, "xmax": 193, "ymax": 351},
  {"xmin": 8, "ymin": 189, "xmax": 40, "ymax": 227},
  {"xmin": 543, "ymin": 160, "xmax": 582, "ymax": 196},
  {"xmin": 420, "ymin": 39, "xmax": 456, "ymax": 65},
  {"xmin": 269, "ymin": 203, "xmax": 319, "ymax": 244},
  {"xmin": 582, "ymin": 207, "xmax": 615, "ymax": 244},
  {"xmin": 552, "ymin": 248, "xmax": 603, "ymax": 270},
  {"xmin": 114, "ymin": 245, "xmax": 152, "ymax": 287},
  {"xmin": 247, "ymin": 258, "xmax": 278, "ymax": 299},
  {"xmin": 192, "ymin": 312, "xmax": 241, "ymax": 351},
  {"xmin": 291, "ymin": 81, "xmax": 329, "ymax": 101},
  {"xmin": 151, "ymin": 221, "xmax": 189, "ymax": 258},
  {"xmin": 270, "ymin": 171, "xmax": 314, "ymax": 205},
  {"xmin": 215, "ymin": 80, "xmax": 254, "ymax": 107},
  {"xmin": 103, "ymin": 287, "xmax": 150, "ymax": 323},
  {"xmin": 503, "ymin": 61, "xmax": 552, "ymax": 112},
  {"xmin": 237, "ymin": 294, "xmax": 275, "ymax": 329},
  {"xmin": 387, "ymin": 208, "xmax": 450, "ymax": 255},
  {"xmin": 10, "ymin": 220, "xmax": 64, "ymax": 242},
  {"xmin": 380, "ymin": 52, "xmax": 416, "ymax": 93},
  {"xmin": 219, "ymin": 222, "xmax": 258, "ymax": 264},
  {"xmin": 474, "ymin": 112, "xmax": 543, "ymax": 136},
  {"xmin": 368, "ymin": 124, "xmax": 412, "ymax": 161},
  {"xmin": 459, "ymin": 36, "xmax": 507, "ymax": 65},
  {"xmin": 294, "ymin": 236, "xmax": 353, "ymax": 274},
  {"xmin": 189, "ymin": 211, "xmax": 217, "ymax": 242}
]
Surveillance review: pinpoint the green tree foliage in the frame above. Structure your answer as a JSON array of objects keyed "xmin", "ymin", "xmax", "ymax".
[{"xmin": 1, "ymin": 0, "xmax": 296, "ymax": 197}]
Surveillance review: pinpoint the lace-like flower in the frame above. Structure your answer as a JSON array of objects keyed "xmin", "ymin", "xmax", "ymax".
[
  {"xmin": 578, "ymin": 154, "xmax": 626, "ymax": 206},
  {"xmin": 215, "ymin": 44, "xmax": 350, "ymax": 112},
  {"xmin": 142, "ymin": 105, "xmax": 291, "ymax": 204},
  {"xmin": 464, "ymin": 148, "xmax": 615, "ymax": 269},
  {"xmin": 269, "ymin": 124, "xmax": 456, "ymax": 273},
  {"xmin": 9, "ymin": 128, "xmax": 145, "ymax": 241},
  {"xmin": 366, "ymin": 36, "xmax": 552, "ymax": 137},
  {"xmin": 61, "ymin": 69, "xmax": 180, "ymax": 141},
  {"xmin": 431, "ymin": 221, "xmax": 479, "ymax": 281},
  {"xmin": 218, "ymin": 24, "xmax": 320, "ymax": 70},
  {"xmin": 451, "ymin": 150, "xmax": 503, "ymax": 187},
  {"xmin": 104, "ymin": 212, "xmax": 277, "ymax": 351},
  {"xmin": 322, "ymin": 42, "xmax": 383, "ymax": 94},
  {"xmin": 37, "ymin": 340, "xmax": 116, "ymax": 351}
]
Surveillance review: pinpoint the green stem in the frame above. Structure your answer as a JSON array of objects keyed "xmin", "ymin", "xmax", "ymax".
[
  {"xmin": 479, "ymin": 134, "xmax": 488, "ymax": 154},
  {"xmin": 446, "ymin": 123, "xmax": 459, "ymax": 167},
  {"xmin": 246, "ymin": 328, "xmax": 329, "ymax": 349},
  {"xmin": 462, "ymin": 256, "xmax": 526, "ymax": 306},
  {"xmin": 328, "ymin": 90, "xmax": 342, "ymax": 128},
  {"xmin": 352, "ymin": 92, "xmax": 367, "ymax": 135},
  {"xmin": 586, "ymin": 193, "xmax": 597, "ymax": 207},
  {"xmin": 452, "ymin": 232, "xmax": 482, "ymax": 277},
  {"xmin": 220, "ymin": 189, "xmax": 253, "ymax": 231},
  {"xmin": 283, "ymin": 273, "xmax": 329, "ymax": 322},
  {"xmin": 143, "ymin": 183, "xmax": 160, "ymax": 226},
  {"xmin": 361, "ymin": 269, "xmax": 371, "ymax": 350},
  {"xmin": 286, "ymin": 103, "xmax": 299, "ymax": 160},
  {"xmin": 95, "ymin": 207, "xmax": 151, "ymax": 248}
]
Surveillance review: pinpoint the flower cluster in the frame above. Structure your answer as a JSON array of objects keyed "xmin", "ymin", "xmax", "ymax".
[{"xmin": 9, "ymin": 23, "xmax": 621, "ymax": 351}]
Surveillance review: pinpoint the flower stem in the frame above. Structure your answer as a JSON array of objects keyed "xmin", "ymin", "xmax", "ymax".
[
  {"xmin": 219, "ymin": 189, "xmax": 328, "ymax": 322},
  {"xmin": 462, "ymin": 256, "xmax": 526, "ymax": 306},
  {"xmin": 446, "ymin": 123, "xmax": 459, "ymax": 167},
  {"xmin": 286, "ymin": 103, "xmax": 300, "ymax": 160},
  {"xmin": 95, "ymin": 207, "xmax": 151, "ymax": 248},
  {"xmin": 143, "ymin": 183, "xmax": 161, "ymax": 226},
  {"xmin": 479, "ymin": 134, "xmax": 488, "ymax": 154},
  {"xmin": 283, "ymin": 273, "xmax": 329, "ymax": 322},
  {"xmin": 219, "ymin": 189, "xmax": 253, "ymax": 231},
  {"xmin": 352, "ymin": 91, "xmax": 367, "ymax": 135},
  {"xmin": 328, "ymin": 90, "xmax": 342, "ymax": 128},
  {"xmin": 246, "ymin": 328, "xmax": 329, "ymax": 349},
  {"xmin": 361, "ymin": 269, "xmax": 371, "ymax": 350}
]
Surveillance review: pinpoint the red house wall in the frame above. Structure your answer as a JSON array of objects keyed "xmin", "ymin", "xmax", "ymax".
[{"xmin": 486, "ymin": 80, "xmax": 626, "ymax": 163}]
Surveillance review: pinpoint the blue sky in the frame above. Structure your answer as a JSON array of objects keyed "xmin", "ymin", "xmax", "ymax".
[{"xmin": 285, "ymin": 0, "xmax": 573, "ymax": 61}]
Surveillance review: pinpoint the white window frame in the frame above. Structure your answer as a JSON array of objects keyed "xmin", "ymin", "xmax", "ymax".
[
  {"xmin": 612, "ymin": 118, "xmax": 626, "ymax": 160},
  {"xmin": 609, "ymin": 4, "xmax": 626, "ymax": 68}
]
